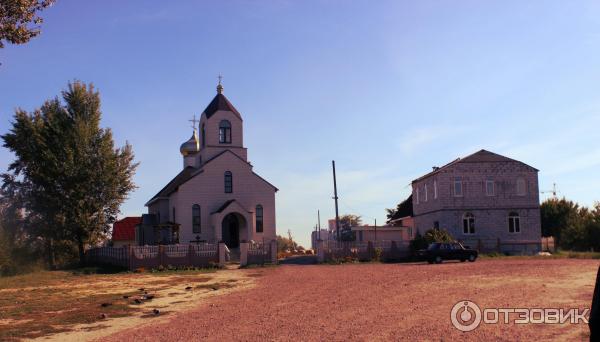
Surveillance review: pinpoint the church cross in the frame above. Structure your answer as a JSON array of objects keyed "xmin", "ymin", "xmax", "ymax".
[
  {"xmin": 189, "ymin": 114, "xmax": 199, "ymax": 129},
  {"xmin": 217, "ymin": 74, "xmax": 223, "ymax": 85}
]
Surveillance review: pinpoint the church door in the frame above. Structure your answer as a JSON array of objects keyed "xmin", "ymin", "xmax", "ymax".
[{"xmin": 222, "ymin": 213, "xmax": 240, "ymax": 248}]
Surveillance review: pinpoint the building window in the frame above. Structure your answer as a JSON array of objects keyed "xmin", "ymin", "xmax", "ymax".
[
  {"xmin": 219, "ymin": 120, "xmax": 231, "ymax": 144},
  {"xmin": 358, "ymin": 230, "xmax": 363, "ymax": 242},
  {"xmin": 434, "ymin": 180, "xmax": 438, "ymax": 199},
  {"xmin": 463, "ymin": 212, "xmax": 475, "ymax": 234},
  {"xmin": 454, "ymin": 177, "xmax": 463, "ymax": 197},
  {"xmin": 424, "ymin": 184, "xmax": 428, "ymax": 202},
  {"xmin": 256, "ymin": 205, "xmax": 263, "ymax": 233},
  {"xmin": 224, "ymin": 171, "xmax": 233, "ymax": 193},
  {"xmin": 516, "ymin": 178, "xmax": 526, "ymax": 196},
  {"xmin": 434, "ymin": 221, "xmax": 440, "ymax": 230},
  {"xmin": 201, "ymin": 123, "xmax": 206, "ymax": 147},
  {"xmin": 192, "ymin": 204, "xmax": 201, "ymax": 233},
  {"xmin": 508, "ymin": 212, "xmax": 520, "ymax": 233},
  {"xmin": 486, "ymin": 180, "xmax": 495, "ymax": 196}
]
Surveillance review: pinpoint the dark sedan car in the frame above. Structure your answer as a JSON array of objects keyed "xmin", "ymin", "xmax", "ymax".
[{"xmin": 418, "ymin": 242, "xmax": 478, "ymax": 264}]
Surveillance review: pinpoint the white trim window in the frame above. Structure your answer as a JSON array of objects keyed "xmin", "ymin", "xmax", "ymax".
[
  {"xmin": 508, "ymin": 212, "xmax": 521, "ymax": 233},
  {"xmin": 434, "ymin": 180, "xmax": 438, "ymax": 199},
  {"xmin": 486, "ymin": 180, "xmax": 495, "ymax": 196},
  {"xmin": 424, "ymin": 184, "xmax": 428, "ymax": 202},
  {"xmin": 516, "ymin": 178, "xmax": 526, "ymax": 196},
  {"xmin": 463, "ymin": 212, "xmax": 475, "ymax": 234},
  {"xmin": 454, "ymin": 177, "xmax": 463, "ymax": 197}
]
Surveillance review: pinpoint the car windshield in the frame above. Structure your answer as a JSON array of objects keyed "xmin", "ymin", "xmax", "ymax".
[{"xmin": 427, "ymin": 243, "xmax": 440, "ymax": 250}]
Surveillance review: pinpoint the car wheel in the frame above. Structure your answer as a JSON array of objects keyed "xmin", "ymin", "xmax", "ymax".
[
  {"xmin": 468, "ymin": 255, "xmax": 476, "ymax": 262},
  {"xmin": 435, "ymin": 256, "xmax": 442, "ymax": 264}
]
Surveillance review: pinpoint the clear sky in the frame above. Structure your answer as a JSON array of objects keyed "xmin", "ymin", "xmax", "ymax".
[{"xmin": 1, "ymin": 1, "xmax": 600, "ymax": 247}]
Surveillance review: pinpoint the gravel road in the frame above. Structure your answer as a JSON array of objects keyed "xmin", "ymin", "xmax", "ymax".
[{"xmin": 101, "ymin": 259, "xmax": 597, "ymax": 341}]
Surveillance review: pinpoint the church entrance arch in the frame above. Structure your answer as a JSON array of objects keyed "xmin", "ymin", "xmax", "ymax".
[{"xmin": 222, "ymin": 213, "xmax": 244, "ymax": 248}]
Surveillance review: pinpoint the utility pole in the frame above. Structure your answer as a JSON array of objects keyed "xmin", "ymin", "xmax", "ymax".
[{"xmin": 332, "ymin": 160, "xmax": 341, "ymax": 241}]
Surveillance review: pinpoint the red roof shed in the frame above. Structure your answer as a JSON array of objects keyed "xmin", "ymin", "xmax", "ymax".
[{"xmin": 112, "ymin": 217, "xmax": 142, "ymax": 241}]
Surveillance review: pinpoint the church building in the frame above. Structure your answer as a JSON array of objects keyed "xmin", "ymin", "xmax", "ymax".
[{"xmin": 142, "ymin": 81, "xmax": 278, "ymax": 249}]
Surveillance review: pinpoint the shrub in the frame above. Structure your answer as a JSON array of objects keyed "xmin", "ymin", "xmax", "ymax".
[
  {"xmin": 373, "ymin": 247, "xmax": 383, "ymax": 262},
  {"xmin": 409, "ymin": 228, "xmax": 455, "ymax": 255}
]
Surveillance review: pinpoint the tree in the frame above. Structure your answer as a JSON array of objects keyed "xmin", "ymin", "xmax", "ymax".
[
  {"xmin": 386, "ymin": 195, "xmax": 413, "ymax": 225},
  {"xmin": 2, "ymin": 81, "xmax": 138, "ymax": 265},
  {"xmin": 339, "ymin": 214, "xmax": 361, "ymax": 241},
  {"xmin": 0, "ymin": 0, "xmax": 54, "ymax": 49},
  {"xmin": 540, "ymin": 198, "xmax": 581, "ymax": 246}
]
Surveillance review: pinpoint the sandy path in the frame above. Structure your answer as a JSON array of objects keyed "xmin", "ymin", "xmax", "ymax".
[{"xmin": 99, "ymin": 259, "xmax": 598, "ymax": 341}]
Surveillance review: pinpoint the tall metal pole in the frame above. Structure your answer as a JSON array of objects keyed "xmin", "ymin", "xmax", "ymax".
[
  {"xmin": 318, "ymin": 209, "xmax": 321, "ymax": 240},
  {"xmin": 332, "ymin": 160, "xmax": 340, "ymax": 240}
]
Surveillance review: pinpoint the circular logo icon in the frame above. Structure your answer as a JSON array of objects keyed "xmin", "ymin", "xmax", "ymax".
[{"xmin": 451, "ymin": 300, "xmax": 482, "ymax": 332}]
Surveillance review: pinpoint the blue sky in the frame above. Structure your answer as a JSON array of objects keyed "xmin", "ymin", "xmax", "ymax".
[{"xmin": 1, "ymin": 1, "xmax": 600, "ymax": 247}]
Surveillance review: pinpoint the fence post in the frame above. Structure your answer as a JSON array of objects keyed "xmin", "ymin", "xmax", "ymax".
[
  {"xmin": 218, "ymin": 242, "xmax": 226, "ymax": 267},
  {"xmin": 188, "ymin": 244, "xmax": 194, "ymax": 267},
  {"xmin": 270, "ymin": 239, "xmax": 278, "ymax": 264},
  {"xmin": 240, "ymin": 242, "xmax": 249, "ymax": 267},
  {"xmin": 317, "ymin": 240, "xmax": 325, "ymax": 263},
  {"xmin": 159, "ymin": 245, "xmax": 165, "ymax": 267}
]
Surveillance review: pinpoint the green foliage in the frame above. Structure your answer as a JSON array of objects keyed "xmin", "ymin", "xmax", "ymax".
[
  {"xmin": 373, "ymin": 247, "xmax": 383, "ymax": 262},
  {"xmin": 339, "ymin": 214, "xmax": 361, "ymax": 241},
  {"xmin": 541, "ymin": 198, "xmax": 600, "ymax": 251},
  {"xmin": 1, "ymin": 81, "xmax": 138, "ymax": 266},
  {"xmin": 276, "ymin": 235, "xmax": 298, "ymax": 252},
  {"xmin": 386, "ymin": 195, "xmax": 413, "ymax": 224},
  {"xmin": 409, "ymin": 228, "xmax": 455, "ymax": 254},
  {"xmin": 0, "ymin": 0, "xmax": 54, "ymax": 49}
]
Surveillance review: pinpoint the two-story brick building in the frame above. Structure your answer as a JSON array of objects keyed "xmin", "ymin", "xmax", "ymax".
[{"xmin": 411, "ymin": 149, "xmax": 541, "ymax": 254}]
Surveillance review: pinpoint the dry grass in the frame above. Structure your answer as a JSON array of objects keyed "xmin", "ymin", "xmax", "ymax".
[{"xmin": 0, "ymin": 267, "xmax": 249, "ymax": 341}]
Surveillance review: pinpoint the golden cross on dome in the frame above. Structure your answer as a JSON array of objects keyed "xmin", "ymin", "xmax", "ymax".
[
  {"xmin": 217, "ymin": 74, "xmax": 224, "ymax": 94},
  {"xmin": 188, "ymin": 114, "xmax": 199, "ymax": 130}
]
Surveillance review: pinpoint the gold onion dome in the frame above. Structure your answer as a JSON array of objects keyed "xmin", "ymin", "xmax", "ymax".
[{"xmin": 180, "ymin": 130, "xmax": 200, "ymax": 156}]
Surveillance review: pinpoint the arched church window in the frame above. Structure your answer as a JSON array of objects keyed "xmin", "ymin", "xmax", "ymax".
[
  {"xmin": 192, "ymin": 204, "xmax": 201, "ymax": 233},
  {"xmin": 201, "ymin": 123, "xmax": 206, "ymax": 147},
  {"xmin": 219, "ymin": 120, "xmax": 231, "ymax": 144},
  {"xmin": 224, "ymin": 171, "xmax": 233, "ymax": 193},
  {"xmin": 256, "ymin": 205, "xmax": 263, "ymax": 233}
]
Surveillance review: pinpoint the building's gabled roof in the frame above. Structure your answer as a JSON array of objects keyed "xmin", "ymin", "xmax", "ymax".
[
  {"xmin": 145, "ymin": 166, "xmax": 201, "ymax": 206},
  {"xmin": 112, "ymin": 216, "xmax": 142, "ymax": 241},
  {"xmin": 202, "ymin": 93, "xmax": 242, "ymax": 120},
  {"xmin": 212, "ymin": 199, "xmax": 236, "ymax": 214},
  {"xmin": 412, "ymin": 149, "xmax": 538, "ymax": 184}
]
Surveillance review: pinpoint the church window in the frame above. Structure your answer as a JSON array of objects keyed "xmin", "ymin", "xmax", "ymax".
[
  {"xmin": 192, "ymin": 204, "xmax": 201, "ymax": 233},
  {"xmin": 224, "ymin": 171, "xmax": 233, "ymax": 193},
  {"xmin": 219, "ymin": 120, "xmax": 231, "ymax": 144},
  {"xmin": 201, "ymin": 123, "xmax": 206, "ymax": 147},
  {"xmin": 256, "ymin": 205, "xmax": 263, "ymax": 233}
]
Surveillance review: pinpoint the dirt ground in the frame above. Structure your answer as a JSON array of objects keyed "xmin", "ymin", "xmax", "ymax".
[
  {"xmin": 99, "ymin": 259, "xmax": 598, "ymax": 342},
  {"xmin": 0, "ymin": 268, "xmax": 256, "ymax": 341}
]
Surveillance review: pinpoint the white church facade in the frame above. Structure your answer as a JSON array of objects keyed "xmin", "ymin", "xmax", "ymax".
[{"xmin": 141, "ymin": 82, "xmax": 278, "ymax": 248}]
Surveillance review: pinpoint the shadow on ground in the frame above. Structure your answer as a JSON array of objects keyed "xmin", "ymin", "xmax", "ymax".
[{"xmin": 279, "ymin": 255, "xmax": 318, "ymax": 265}]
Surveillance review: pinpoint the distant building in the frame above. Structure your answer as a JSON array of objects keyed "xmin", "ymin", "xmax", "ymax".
[
  {"xmin": 411, "ymin": 149, "xmax": 541, "ymax": 253},
  {"xmin": 112, "ymin": 217, "xmax": 142, "ymax": 247},
  {"xmin": 311, "ymin": 229, "xmax": 333, "ymax": 249},
  {"xmin": 352, "ymin": 225, "xmax": 413, "ymax": 242}
]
